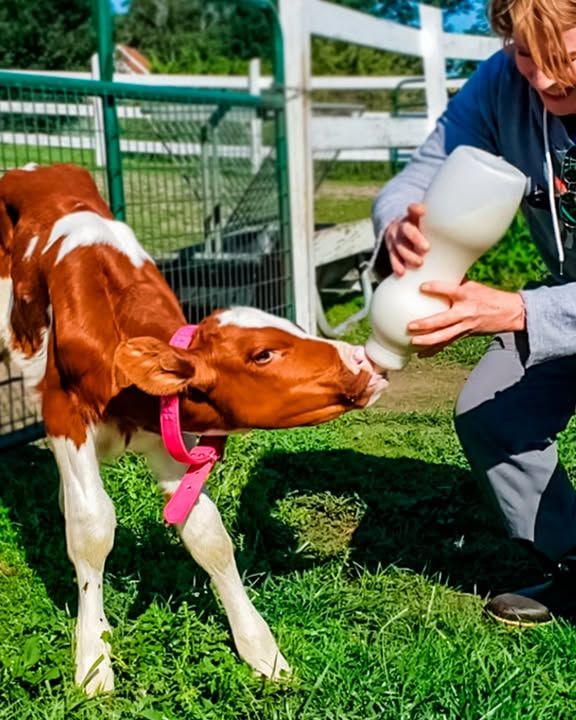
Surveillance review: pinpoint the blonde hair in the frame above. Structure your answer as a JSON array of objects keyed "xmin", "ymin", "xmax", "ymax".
[{"xmin": 490, "ymin": 0, "xmax": 576, "ymax": 88}]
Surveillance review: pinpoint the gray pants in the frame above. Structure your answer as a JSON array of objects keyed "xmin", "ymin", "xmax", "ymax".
[{"xmin": 454, "ymin": 332, "xmax": 576, "ymax": 562}]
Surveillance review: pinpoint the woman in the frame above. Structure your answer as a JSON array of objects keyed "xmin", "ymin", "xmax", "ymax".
[{"xmin": 372, "ymin": 0, "xmax": 576, "ymax": 624}]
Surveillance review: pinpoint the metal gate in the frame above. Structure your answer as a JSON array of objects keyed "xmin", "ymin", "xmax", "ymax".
[{"xmin": 0, "ymin": 68, "xmax": 291, "ymax": 448}]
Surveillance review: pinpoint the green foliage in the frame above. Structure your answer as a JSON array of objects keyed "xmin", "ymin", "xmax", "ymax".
[
  {"xmin": 0, "ymin": 0, "xmax": 94, "ymax": 70},
  {"xmin": 0, "ymin": 0, "xmax": 484, "ymax": 78},
  {"xmin": 332, "ymin": 0, "xmax": 480, "ymax": 26},
  {"xmin": 312, "ymin": 38, "xmax": 422, "ymax": 77},
  {"xmin": 468, "ymin": 214, "xmax": 547, "ymax": 291},
  {"xmin": 116, "ymin": 0, "xmax": 274, "ymax": 75}
]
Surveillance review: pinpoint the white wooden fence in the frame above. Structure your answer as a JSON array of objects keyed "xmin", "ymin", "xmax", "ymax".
[{"xmin": 0, "ymin": 67, "xmax": 472, "ymax": 166}]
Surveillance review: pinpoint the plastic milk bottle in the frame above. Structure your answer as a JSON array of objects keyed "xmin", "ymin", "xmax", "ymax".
[{"xmin": 365, "ymin": 146, "xmax": 527, "ymax": 370}]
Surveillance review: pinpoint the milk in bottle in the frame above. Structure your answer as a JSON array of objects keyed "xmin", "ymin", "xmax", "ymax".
[{"xmin": 365, "ymin": 146, "xmax": 527, "ymax": 370}]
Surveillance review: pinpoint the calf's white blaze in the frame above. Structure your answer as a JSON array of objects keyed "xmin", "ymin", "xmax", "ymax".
[
  {"xmin": 0, "ymin": 277, "xmax": 13, "ymax": 351},
  {"xmin": 218, "ymin": 306, "xmax": 373, "ymax": 376}
]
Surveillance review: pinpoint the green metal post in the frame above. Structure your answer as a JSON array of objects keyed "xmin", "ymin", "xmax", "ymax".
[
  {"xmin": 92, "ymin": 0, "xmax": 126, "ymax": 220},
  {"xmin": 269, "ymin": 4, "xmax": 295, "ymax": 321}
]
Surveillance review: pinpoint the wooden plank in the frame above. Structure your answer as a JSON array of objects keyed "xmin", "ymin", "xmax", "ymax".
[
  {"xmin": 0, "ymin": 100, "xmax": 94, "ymax": 117},
  {"xmin": 420, "ymin": 5, "xmax": 448, "ymax": 130},
  {"xmin": 443, "ymin": 33, "xmax": 501, "ymax": 60},
  {"xmin": 279, "ymin": 0, "xmax": 317, "ymax": 333},
  {"xmin": 311, "ymin": 115, "xmax": 428, "ymax": 150},
  {"xmin": 324, "ymin": 149, "xmax": 395, "ymax": 161},
  {"xmin": 309, "ymin": 0, "xmax": 422, "ymax": 56},
  {"xmin": 314, "ymin": 219, "xmax": 374, "ymax": 266}
]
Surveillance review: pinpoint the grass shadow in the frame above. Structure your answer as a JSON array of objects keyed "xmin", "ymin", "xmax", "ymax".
[
  {"xmin": 0, "ymin": 444, "xmax": 220, "ymax": 621},
  {"xmin": 235, "ymin": 448, "xmax": 543, "ymax": 597},
  {"xmin": 0, "ymin": 441, "xmax": 545, "ymax": 622}
]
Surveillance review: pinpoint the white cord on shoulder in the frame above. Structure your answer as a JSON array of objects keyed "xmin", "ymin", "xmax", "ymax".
[{"xmin": 543, "ymin": 107, "xmax": 565, "ymax": 275}]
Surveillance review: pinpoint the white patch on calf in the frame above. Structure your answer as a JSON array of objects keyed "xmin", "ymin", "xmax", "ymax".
[
  {"xmin": 9, "ymin": 306, "xmax": 52, "ymax": 392},
  {"xmin": 21, "ymin": 162, "xmax": 38, "ymax": 172},
  {"xmin": 23, "ymin": 235, "xmax": 39, "ymax": 260},
  {"xmin": 43, "ymin": 211, "xmax": 152, "ymax": 267},
  {"xmin": 126, "ymin": 428, "xmax": 291, "ymax": 679},
  {"xmin": 0, "ymin": 277, "xmax": 13, "ymax": 352}
]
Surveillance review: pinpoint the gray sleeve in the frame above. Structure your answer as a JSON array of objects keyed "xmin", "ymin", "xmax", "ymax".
[
  {"xmin": 520, "ymin": 285, "xmax": 576, "ymax": 366},
  {"xmin": 370, "ymin": 124, "xmax": 448, "ymax": 270},
  {"xmin": 370, "ymin": 52, "xmax": 505, "ymax": 274}
]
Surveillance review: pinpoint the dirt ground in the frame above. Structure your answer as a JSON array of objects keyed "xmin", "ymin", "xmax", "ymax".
[
  {"xmin": 375, "ymin": 358, "xmax": 471, "ymax": 413},
  {"xmin": 316, "ymin": 181, "xmax": 383, "ymax": 198}
]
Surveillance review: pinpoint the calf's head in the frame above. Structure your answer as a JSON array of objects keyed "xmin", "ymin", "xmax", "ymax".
[{"xmin": 115, "ymin": 307, "xmax": 387, "ymax": 432}]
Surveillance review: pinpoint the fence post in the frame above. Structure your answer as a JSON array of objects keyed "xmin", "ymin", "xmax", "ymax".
[
  {"xmin": 278, "ymin": 0, "xmax": 316, "ymax": 334},
  {"xmin": 249, "ymin": 57, "xmax": 263, "ymax": 174},
  {"xmin": 92, "ymin": 0, "xmax": 126, "ymax": 220},
  {"xmin": 419, "ymin": 4, "xmax": 448, "ymax": 133}
]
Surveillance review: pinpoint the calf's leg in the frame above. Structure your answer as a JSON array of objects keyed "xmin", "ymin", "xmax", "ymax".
[
  {"xmin": 134, "ymin": 432, "xmax": 290, "ymax": 679},
  {"xmin": 50, "ymin": 431, "xmax": 116, "ymax": 694}
]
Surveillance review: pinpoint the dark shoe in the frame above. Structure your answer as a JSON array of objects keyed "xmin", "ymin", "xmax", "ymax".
[
  {"xmin": 485, "ymin": 589, "xmax": 552, "ymax": 626},
  {"xmin": 485, "ymin": 558, "xmax": 576, "ymax": 627}
]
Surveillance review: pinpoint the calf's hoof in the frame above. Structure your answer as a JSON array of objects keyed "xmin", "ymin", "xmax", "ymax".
[
  {"xmin": 253, "ymin": 649, "xmax": 291, "ymax": 680},
  {"xmin": 76, "ymin": 655, "xmax": 114, "ymax": 696},
  {"xmin": 234, "ymin": 624, "xmax": 291, "ymax": 680},
  {"xmin": 75, "ymin": 638, "xmax": 114, "ymax": 695}
]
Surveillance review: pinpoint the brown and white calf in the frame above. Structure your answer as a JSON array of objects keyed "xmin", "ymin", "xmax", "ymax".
[{"xmin": 0, "ymin": 163, "xmax": 386, "ymax": 694}]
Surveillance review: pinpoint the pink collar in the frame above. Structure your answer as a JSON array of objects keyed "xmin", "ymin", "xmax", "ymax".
[{"xmin": 160, "ymin": 324, "xmax": 226, "ymax": 524}]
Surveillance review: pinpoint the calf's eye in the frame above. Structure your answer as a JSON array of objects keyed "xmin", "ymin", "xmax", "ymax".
[{"xmin": 252, "ymin": 349, "xmax": 274, "ymax": 365}]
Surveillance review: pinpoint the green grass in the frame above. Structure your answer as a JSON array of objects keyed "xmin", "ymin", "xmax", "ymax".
[
  {"xmin": 0, "ymin": 144, "xmax": 98, "ymax": 171},
  {"xmin": 315, "ymin": 194, "xmax": 373, "ymax": 226},
  {"xmin": 2, "ymin": 411, "xmax": 576, "ymax": 718}
]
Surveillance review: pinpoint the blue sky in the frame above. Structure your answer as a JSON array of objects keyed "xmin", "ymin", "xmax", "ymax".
[
  {"xmin": 450, "ymin": 10, "xmax": 479, "ymax": 32},
  {"xmin": 447, "ymin": 0, "xmax": 488, "ymax": 33},
  {"xmin": 110, "ymin": 0, "xmax": 131, "ymax": 15}
]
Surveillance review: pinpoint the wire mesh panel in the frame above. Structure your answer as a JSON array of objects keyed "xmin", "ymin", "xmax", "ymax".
[
  {"xmin": 0, "ymin": 82, "xmax": 108, "ymax": 446},
  {"xmin": 0, "ymin": 73, "xmax": 291, "ymax": 447},
  {"xmin": 118, "ymin": 98, "xmax": 289, "ymax": 320},
  {"xmin": 0, "ymin": 86, "xmax": 108, "ymax": 190}
]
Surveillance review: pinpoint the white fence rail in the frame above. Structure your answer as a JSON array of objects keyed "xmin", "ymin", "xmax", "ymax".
[
  {"xmin": 0, "ymin": 67, "xmax": 469, "ymax": 167},
  {"xmin": 0, "ymin": 68, "xmax": 471, "ymax": 91}
]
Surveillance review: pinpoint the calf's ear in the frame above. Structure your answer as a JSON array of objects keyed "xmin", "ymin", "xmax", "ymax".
[{"xmin": 114, "ymin": 337, "xmax": 215, "ymax": 396}]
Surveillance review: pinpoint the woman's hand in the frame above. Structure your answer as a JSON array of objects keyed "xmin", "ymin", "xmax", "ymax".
[
  {"xmin": 408, "ymin": 280, "xmax": 526, "ymax": 354},
  {"xmin": 384, "ymin": 203, "xmax": 429, "ymax": 276}
]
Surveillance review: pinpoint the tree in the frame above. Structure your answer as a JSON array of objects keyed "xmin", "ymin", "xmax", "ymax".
[
  {"xmin": 0, "ymin": 0, "xmax": 94, "ymax": 70},
  {"xmin": 332, "ymin": 0, "xmax": 480, "ymax": 25},
  {"xmin": 115, "ymin": 0, "xmax": 273, "ymax": 73}
]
